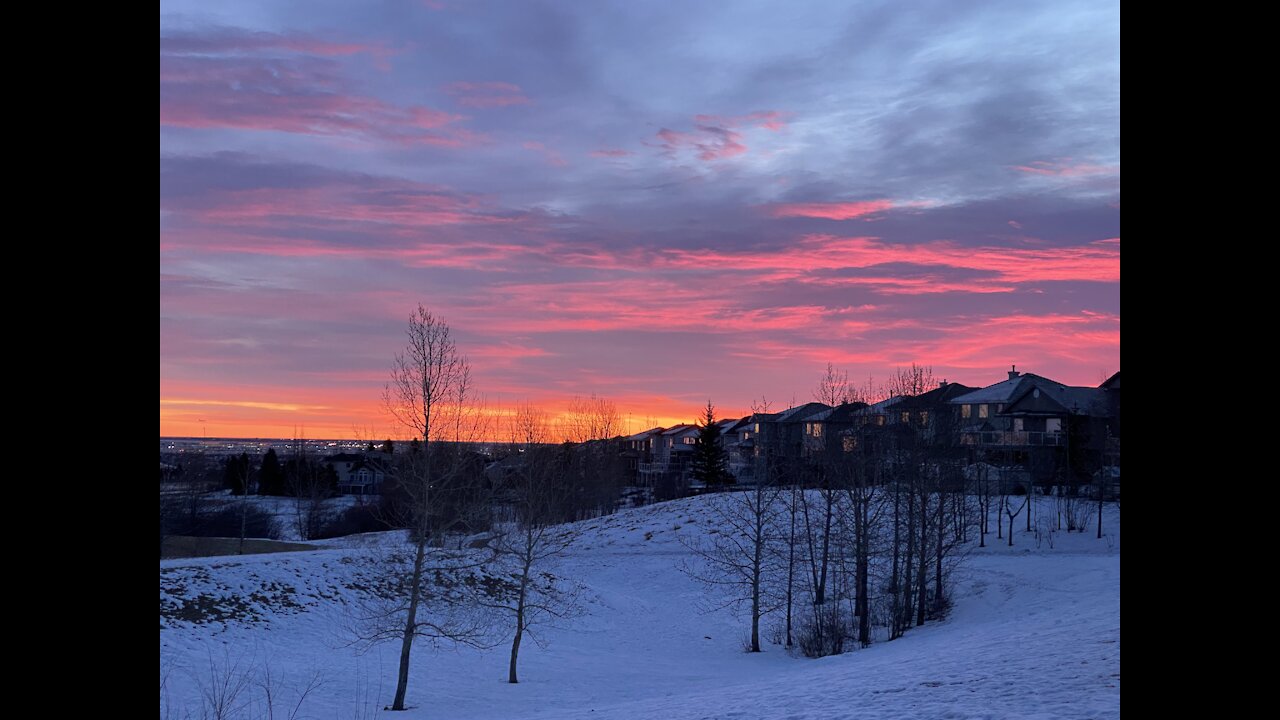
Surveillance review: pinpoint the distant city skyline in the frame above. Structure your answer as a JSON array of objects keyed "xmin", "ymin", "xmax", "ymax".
[{"xmin": 161, "ymin": 1, "xmax": 1120, "ymax": 439}]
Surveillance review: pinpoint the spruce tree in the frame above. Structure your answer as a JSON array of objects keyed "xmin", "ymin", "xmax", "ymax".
[
  {"xmin": 691, "ymin": 401, "xmax": 733, "ymax": 488},
  {"xmin": 259, "ymin": 448, "xmax": 283, "ymax": 496}
]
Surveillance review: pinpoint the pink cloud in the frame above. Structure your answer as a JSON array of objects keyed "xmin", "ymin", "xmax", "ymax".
[
  {"xmin": 643, "ymin": 235, "xmax": 1120, "ymax": 289},
  {"xmin": 444, "ymin": 81, "xmax": 531, "ymax": 108},
  {"xmin": 768, "ymin": 199, "xmax": 894, "ymax": 220},
  {"xmin": 590, "ymin": 148, "xmax": 634, "ymax": 158},
  {"xmin": 522, "ymin": 141, "xmax": 568, "ymax": 167},
  {"xmin": 160, "ymin": 28, "xmax": 392, "ymax": 59},
  {"xmin": 1013, "ymin": 158, "xmax": 1118, "ymax": 177},
  {"xmin": 160, "ymin": 37, "xmax": 479, "ymax": 146},
  {"xmin": 653, "ymin": 110, "xmax": 792, "ymax": 162}
]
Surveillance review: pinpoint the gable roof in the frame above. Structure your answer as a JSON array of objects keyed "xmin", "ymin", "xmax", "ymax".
[
  {"xmin": 858, "ymin": 396, "xmax": 905, "ymax": 415},
  {"xmin": 1004, "ymin": 383, "xmax": 1109, "ymax": 417},
  {"xmin": 896, "ymin": 383, "xmax": 976, "ymax": 410},
  {"xmin": 775, "ymin": 402, "xmax": 832, "ymax": 423},
  {"xmin": 806, "ymin": 402, "xmax": 870, "ymax": 422},
  {"xmin": 625, "ymin": 427, "xmax": 666, "ymax": 441},
  {"xmin": 949, "ymin": 373, "xmax": 1062, "ymax": 405}
]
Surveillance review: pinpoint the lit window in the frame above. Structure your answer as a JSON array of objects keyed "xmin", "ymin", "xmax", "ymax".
[
  {"xmin": 920, "ymin": 411, "xmax": 929, "ymax": 425},
  {"xmin": 961, "ymin": 405, "xmax": 972, "ymax": 419},
  {"xmin": 979, "ymin": 405, "xmax": 989, "ymax": 419},
  {"xmin": 901, "ymin": 412, "xmax": 910, "ymax": 424}
]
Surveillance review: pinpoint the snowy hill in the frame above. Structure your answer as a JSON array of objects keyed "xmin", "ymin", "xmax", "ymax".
[{"xmin": 160, "ymin": 494, "xmax": 1120, "ymax": 719}]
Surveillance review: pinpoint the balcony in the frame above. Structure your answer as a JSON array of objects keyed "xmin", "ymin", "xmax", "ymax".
[{"xmin": 960, "ymin": 431, "xmax": 1065, "ymax": 447}]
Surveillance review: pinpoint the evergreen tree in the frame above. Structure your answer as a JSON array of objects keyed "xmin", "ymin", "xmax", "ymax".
[
  {"xmin": 366, "ymin": 441, "xmax": 377, "ymax": 453},
  {"xmin": 691, "ymin": 401, "xmax": 733, "ymax": 488},
  {"xmin": 259, "ymin": 448, "xmax": 283, "ymax": 496},
  {"xmin": 381, "ymin": 438, "xmax": 395, "ymax": 454},
  {"xmin": 223, "ymin": 453, "xmax": 251, "ymax": 495}
]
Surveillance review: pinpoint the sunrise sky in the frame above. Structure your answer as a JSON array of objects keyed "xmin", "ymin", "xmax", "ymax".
[{"xmin": 159, "ymin": 0, "xmax": 1120, "ymax": 439}]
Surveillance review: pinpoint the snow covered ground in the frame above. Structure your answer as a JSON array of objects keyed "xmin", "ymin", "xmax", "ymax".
[{"xmin": 161, "ymin": 495, "xmax": 1119, "ymax": 719}]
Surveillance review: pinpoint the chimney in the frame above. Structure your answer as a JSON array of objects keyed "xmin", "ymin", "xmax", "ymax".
[
  {"xmin": 1008, "ymin": 364, "xmax": 1020, "ymax": 380},
  {"xmin": 938, "ymin": 380, "xmax": 948, "ymax": 388}
]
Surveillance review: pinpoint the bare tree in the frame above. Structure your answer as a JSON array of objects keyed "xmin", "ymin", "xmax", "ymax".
[
  {"xmin": 884, "ymin": 363, "xmax": 936, "ymax": 399},
  {"xmin": 491, "ymin": 409, "xmax": 583, "ymax": 682},
  {"xmin": 679, "ymin": 473, "xmax": 784, "ymax": 653},
  {"xmin": 371, "ymin": 304, "xmax": 497, "ymax": 712},
  {"xmin": 562, "ymin": 393, "xmax": 621, "ymax": 442},
  {"xmin": 814, "ymin": 362, "xmax": 858, "ymax": 406}
]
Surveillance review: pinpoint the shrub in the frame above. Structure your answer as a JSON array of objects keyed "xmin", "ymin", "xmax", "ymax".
[
  {"xmin": 180, "ymin": 504, "xmax": 281, "ymax": 539},
  {"xmin": 314, "ymin": 504, "xmax": 386, "ymax": 539},
  {"xmin": 796, "ymin": 604, "xmax": 852, "ymax": 658}
]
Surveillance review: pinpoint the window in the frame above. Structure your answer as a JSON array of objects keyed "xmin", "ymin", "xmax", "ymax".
[
  {"xmin": 920, "ymin": 411, "xmax": 929, "ymax": 426},
  {"xmin": 743, "ymin": 431, "xmax": 751, "ymax": 440},
  {"xmin": 901, "ymin": 411, "xmax": 910, "ymax": 424},
  {"xmin": 961, "ymin": 404, "xmax": 972, "ymax": 419},
  {"xmin": 1014, "ymin": 418, "xmax": 1024, "ymax": 432},
  {"xmin": 683, "ymin": 436, "xmax": 697, "ymax": 445},
  {"xmin": 1046, "ymin": 418, "xmax": 1062, "ymax": 433},
  {"xmin": 876, "ymin": 415, "xmax": 886, "ymax": 426},
  {"xmin": 978, "ymin": 404, "xmax": 989, "ymax": 419},
  {"xmin": 807, "ymin": 423, "xmax": 823, "ymax": 438}
]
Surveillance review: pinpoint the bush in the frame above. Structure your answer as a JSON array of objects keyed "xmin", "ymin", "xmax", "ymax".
[
  {"xmin": 164, "ymin": 503, "xmax": 281, "ymax": 539},
  {"xmin": 796, "ymin": 604, "xmax": 852, "ymax": 658},
  {"xmin": 313, "ymin": 504, "xmax": 386, "ymax": 539}
]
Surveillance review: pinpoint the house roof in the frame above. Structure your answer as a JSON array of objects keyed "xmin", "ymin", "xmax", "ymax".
[
  {"xmin": 895, "ymin": 383, "xmax": 976, "ymax": 410},
  {"xmin": 857, "ymin": 396, "xmax": 905, "ymax": 415},
  {"xmin": 624, "ymin": 427, "xmax": 666, "ymax": 441},
  {"xmin": 662, "ymin": 424, "xmax": 699, "ymax": 437},
  {"xmin": 324, "ymin": 452, "xmax": 364, "ymax": 463},
  {"xmin": 806, "ymin": 402, "xmax": 870, "ymax": 422},
  {"xmin": 775, "ymin": 402, "xmax": 832, "ymax": 423},
  {"xmin": 949, "ymin": 373, "xmax": 1063, "ymax": 405},
  {"xmin": 1100, "ymin": 371, "xmax": 1121, "ymax": 390},
  {"xmin": 349, "ymin": 457, "xmax": 391, "ymax": 475},
  {"xmin": 1004, "ymin": 383, "xmax": 1109, "ymax": 417}
]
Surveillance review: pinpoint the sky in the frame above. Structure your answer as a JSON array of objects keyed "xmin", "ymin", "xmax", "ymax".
[{"xmin": 159, "ymin": 0, "xmax": 1120, "ymax": 440}]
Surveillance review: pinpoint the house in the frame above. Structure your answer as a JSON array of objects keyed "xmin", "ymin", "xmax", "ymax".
[
  {"xmin": 638, "ymin": 424, "xmax": 700, "ymax": 498},
  {"xmin": 799, "ymin": 402, "xmax": 869, "ymax": 458},
  {"xmin": 324, "ymin": 452, "xmax": 364, "ymax": 487},
  {"xmin": 890, "ymin": 381, "xmax": 975, "ymax": 442},
  {"xmin": 950, "ymin": 366, "xmax": 1118, "ymax": 487},
  {"xmin": 338, "ymin": 455, "xmax": 392, "ymax": 495},
  {"xmin": 621, "ymin": 426, "xmax": 666, "ymax": 483}
]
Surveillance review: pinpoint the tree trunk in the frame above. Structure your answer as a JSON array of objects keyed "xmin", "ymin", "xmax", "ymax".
[
  {"xmin": 785, "ymin": 485, "xmax": 796, "ymax": 647},
  {"xmin": 751, "ymin": 529, "xmax": 762, "ymax": 653},
  {"xmin": 817, "ymin": 490, "xmax": 833, "ymax": 606},
  {"xmin": 916, "ymin": 489, "xmax": 928, "ymax": 627},
  {"xmin": 508, "ymin": 597, "xmax": 524, "ymax": 684},
  {"xmin": 934, "ymin": 499, "xmax": 944, "ymax": 608},
  {"xmin": 856, "ymin": 485, "xmax": 870, "ymax": 648},
  {"xmin": 391, "ymin": 537, "xmax": 427, "ymax": 711}
]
